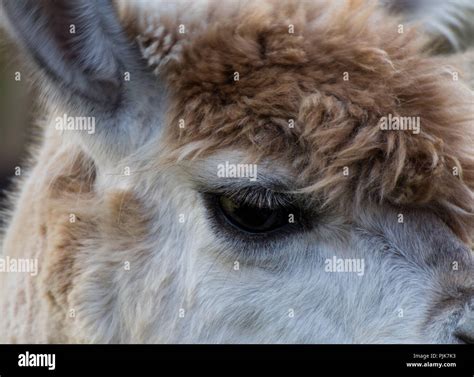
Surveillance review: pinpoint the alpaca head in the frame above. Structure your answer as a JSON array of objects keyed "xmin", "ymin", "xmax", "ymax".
[{"xmin": 2, "ymin": 0, "xmax": 473, "ymax": 343}]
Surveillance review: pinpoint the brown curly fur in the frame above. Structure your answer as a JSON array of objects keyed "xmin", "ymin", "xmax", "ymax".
[{"xmin": 118, "ymin": 0, "xmax": 474, "ymax": 243}]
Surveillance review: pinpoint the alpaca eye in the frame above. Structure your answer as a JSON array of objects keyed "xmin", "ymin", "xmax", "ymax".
[{"xmin": 218, "ymin": 195, "xmax": 290, "ymax": 233}]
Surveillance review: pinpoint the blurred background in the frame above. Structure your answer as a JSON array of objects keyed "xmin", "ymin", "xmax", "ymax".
[{"xmin": 0, "ymin": 32, "xmax": 34, "ymax": 199}]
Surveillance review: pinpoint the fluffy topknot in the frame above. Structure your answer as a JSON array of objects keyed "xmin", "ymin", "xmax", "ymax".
[{"xmin": 117, "ymin": 0, "xmax": 474, "ymax": 244}]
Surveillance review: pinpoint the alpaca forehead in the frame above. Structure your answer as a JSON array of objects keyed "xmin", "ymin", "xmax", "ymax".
[
  {"xmin": 121, "ymin": 0, "xmax": 402, "ymax": 147},
  {"xmin": 118, "ymin": 0, "xmax": 473, "ymax": 244},
  {"xmin": 117, "ymin": 0, "xmax": 387, "ymax": 88}
]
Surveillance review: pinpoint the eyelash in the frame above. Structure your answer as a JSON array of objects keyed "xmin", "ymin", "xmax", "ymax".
[
  {"xmin": 200, "ymin": 189, "xmax": 314, "ymax": 243},
  {"xmin": 220, "ymin": 187, "xmax": 294, "ymax": 209}
]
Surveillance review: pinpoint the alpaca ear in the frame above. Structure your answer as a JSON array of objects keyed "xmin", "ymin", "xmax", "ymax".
[{"xmin": 3, "ymin": 0, "xmax": 139, "ymax": 108}]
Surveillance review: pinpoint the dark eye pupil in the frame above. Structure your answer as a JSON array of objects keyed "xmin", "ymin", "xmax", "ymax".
[{"xmin": 219, "ymin": 196, "xmax": 289, "ymax": 233}]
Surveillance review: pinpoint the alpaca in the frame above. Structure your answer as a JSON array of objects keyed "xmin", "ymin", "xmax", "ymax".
[{"xmin": 0, "ymin": 0, "xmax": 473, "ymax": 343}]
